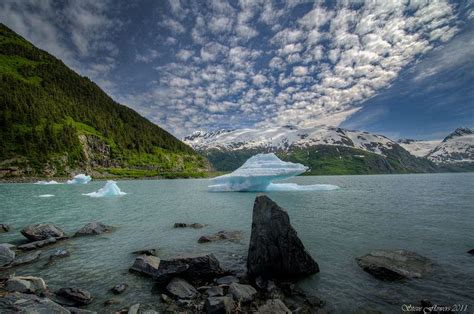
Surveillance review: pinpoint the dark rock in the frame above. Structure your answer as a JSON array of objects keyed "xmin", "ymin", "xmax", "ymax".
[
  {"xmin": 46, "ymin": 248, "xmax": 70, "ymax": 265},
  {"xmin": 166, "ymin": 277, "xmax": 198, "ymax": 299},
  {"xmin": 18, "ymin": 237, "xmax": 57, "ymax": 251},
  {"xmin": 161, "ymin": 293, "xmax": 173, "ymax": 304},
  {"xmin": 74, "ymin": 222, "xmax": 113, "ymax": 237},
  {"xmin": 5, "ymin": 276, "xmax": 47, "ymax": 294},
  {"xmin": 198, "ymin": 230, "xmax": 242, "ymax": 243},
  {"xmin": 467, "ymin": 249, "xmax": 474, "ymax": 255},
  {"xmin": 153, "ymin": 253, "xmax": 224, "ymax": 285},
  {"xmin": 0, "ymin": 245, "xmax": 15, "ymax": 267},
  {"xmin": 0, "ymin": 223, "xmax": 10, "ymax": 233},
  {"xmin": 0, "ymin": 292, "xmax": 69, "ymax": 313},
  {"xmin": 21, "ymin": 223, "xmax": 66, "ymax": 241},
  {"xmin": 132, "ymin": 248, "xmax": 159, "ymax": 256},
  {"xmin": 205, "ymin": 296, "xmax": 234, "ymax": 314},
  {"xmin": 247, "ymin": 195, "xmax": 319, "ymax": 279},
  {"xmin": 174, "ymin": 222, "xmax": 204, "ymax": 229},
  {"xmin": 227, "ymin": 282, "xmax": 257, "ymax": 303},
  {"xmin": 129, "ymin": 255, "xmax": 160, "ymax": 277},
  {"xmin": 207, "ymin": 286, "xmax": 224, "ymax": 297},
  {"xmin": 66, "ymin": 306, "xmax": 98, "ymax": 313},
  {"xmin": 174, "ymin": 223, "xmax": 188, "ymax": 228},
  {"xmin": 258, "ymin": 299, "xmax": 292, "ymax": 313},
  {"xmin": 355, "ymin": 307, "xmax": 382, "ymax": 314},
  {"xmin": 111, "ymin": 283, "xmax": 128, "ymax": 294},
  {"xmin": 12, "ymin": 250, "xmax": 42, "ymax": 266},
  {"xmin": 215, "ymin": 275, "xmax": 238, "ymax": 285},
  {"xmin": 356, "ymin": 250, "xmax": 432, "ymax": 280},
  {"xmin": 56, "ymin": 287, "xmax": 93, "ymax": 305},
  {"xmin": 104, "ymin": 299, "xmax": 121, "ymax": 306},
  {"xmin": 190, "ymin": 223, "xmax": 205, "ymax": 229}
]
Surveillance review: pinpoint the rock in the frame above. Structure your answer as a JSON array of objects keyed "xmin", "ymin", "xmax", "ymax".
[
  {"xmin": 198, "ymin": 231, "xmax": 242, "ymax": 243},
  {"xmin": 467, "ymin": 249, "xmax": 474, "ymax": 255},
  {"xmin": 142, "ymin": 311, "xmax": 159, "ymax": 314},
  {"xmin": 258, "ymin": 299, "xmax": 292, "ymax": 313},
  {"xmin": 128, "ymin": 303, "xmax": 140, "ymax": 314},
  {"xmin": 227, "ymin": 282, "xmax": 257, "ymax": 303},
  {"xmin": 132, "ymin": 248, "xmax": 159, "ymax": 256},
  {"xmin": 0, "ymin": 244, "xmax": 15, "ymax": 267},
  {"xmin": 247, "ymin": 195, "xmax": 319, "ymax": 279},
  {"xmin": 161, "ymin": 293, "xmax": 173, "ymax": 304},
  {"xmin": 174, "ymin": 222, "xmax": 204, "ymax": 229},
  {"xmin": 21, "ymin": 223, "xmax": 66, "ymax": 241},
  {"xmin": 18, "ymin": 237, "xmax": 57, "ymax": 250},
  {"xmin": 354, "ymin": 307, "xmax": 382, "ymax": 314},
  {"xmin": 207, "ymin": 285, "xmax": 224, "ymax": 297},
  {"xmin": 66, "ymin": 307, "xmax": 98, "ymax": 313},
  {"xmin": 47, "ymin": 248, "xmax": 70, "ymax": 265},
  {"xmin": 129, "ymin": 255, "xmax": 160, "ymax": 277},
  {"xmin": 104, "ymin": 299, "xmax": 121, "ymax": 306},
  {"xmin": 0, "ymin": 292, "xmax": 69, "ymax": 313},
  {"xmin": 215, "ymin": 275, "xmax": 238, "ymax": 285},
  {"xmin": 174, "ymin": 223, "xmax": 188, "ymax": 228},
  {"xmin": 0, "ymin": 223, "xmax": 10, "ymax": 233},
  {"xmin": 166, "ymin": 277, "xmax": 198, "ymax": 299},
  {"xmin": 5, "ymin": 276, "xmax": 47, "ymax": 294},
  {"xmin": 356, "ymin": 250, "xmax": 433, "ymax": 280},
  {"xmin": 12, "ymin": 250, "xmax": 42, "ymax": 266},
  {"xmin": 56, "ymin": 287, "xmax": 93, "ymax": 305},
  {"xmin": 0, "ymin": 243, "xmax": 16, "ymax": 250},
  {"xmin": 190, "ymin": 223, "xmax": 205, "ymax": 229},
  {"xmin": 153, "ymin": 253, "xmax": 224, "ymax": 285},
  {"xmin": 111, "ymin": 283, "xmax": 128, "ymax": 294},
  {"xmin": 205, "ymin": 296, "xmax": 234, "ymax": 314},
  {"xmin": 74, "ymin": 222, "xmax": 113, "ymax": 237}
]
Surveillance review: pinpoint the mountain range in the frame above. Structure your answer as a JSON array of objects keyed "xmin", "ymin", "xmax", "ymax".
[{"xmin": 184, "ymin": 126, "xmax": 474, "ymax": 174}]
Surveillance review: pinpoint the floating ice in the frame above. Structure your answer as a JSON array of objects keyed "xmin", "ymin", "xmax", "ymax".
[
  {"xmin": 83, "ymin": 180, "xmax": 126, "ymax": 197},
  {"xmin": 38, "ymin": 194, "xmax": 55, "ymax": 198},
  {"xmin": 208, "ymin": 153, "xmax": 339, "ymax": 192},
  {"xmin": 35, "ymin": 180, "xmax": 60, "ymax": 185},
  {"xmin": 67, "ymin": 174, "xmax": 92, "ymax": 184}
]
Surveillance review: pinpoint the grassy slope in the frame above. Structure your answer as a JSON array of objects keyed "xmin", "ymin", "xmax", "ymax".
[{"xmin": 0, "ymin": 24, "xmax": 209, "ymax": 178}]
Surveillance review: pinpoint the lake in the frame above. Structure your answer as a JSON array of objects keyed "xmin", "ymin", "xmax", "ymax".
[{"xmin": 1, "ymin": 173, "xmax": 473, "ymax": 313}]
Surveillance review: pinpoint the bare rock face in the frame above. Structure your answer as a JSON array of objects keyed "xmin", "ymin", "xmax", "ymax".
[
  {"xmin": 21, "ymin": 223, "xmax": 66, "ymax": 241},
  {"xmin": 247, "ymin": 195, "xmax": 319, "ymax": 279}
]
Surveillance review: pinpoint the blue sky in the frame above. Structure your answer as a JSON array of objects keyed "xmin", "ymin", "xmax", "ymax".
[{"xmin": 1, "ymin": 0, "xmax": 473, "ymax": 139}]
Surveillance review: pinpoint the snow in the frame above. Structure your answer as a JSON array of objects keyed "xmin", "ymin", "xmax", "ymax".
[
  {"xmin": 34, "ymin": 180, "xmax": 60, "ymax": 185},
  {"xmin": 208, "ymin": 153, "xmax": 339, "ymax": 192},
  {"xmin": 83, "ymin": 180, "xmax": 126, "ymax": 197},
  {"xmin": 427, "ymin": 133, "xmax": 474, "ymax": 164},
  {"xmin": 67, "ymin": 174, "xmax": 92, "ymax": 184},
  {"xmin": 398, "ymin": 140, "xmax": 441, "ymax": 157},
  {"xmin": 38, "ymin": 194, "xmax": 55, "ymax": 198}
]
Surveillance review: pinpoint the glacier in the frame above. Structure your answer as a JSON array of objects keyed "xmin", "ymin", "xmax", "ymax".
[
  {"xmin": 83, "ymin": 180, "xmax": 126, "ymax": 197},
  {"xmin": 35, "ymin": 180, "xmax": 60, "ymax": 185},
  {"xmin": 208, "ymin": 153, "xmax": 339, "ymax": 192},
  {"xmin": 67, "ymin": 174, "xmax": 92, "ymax": 184}
]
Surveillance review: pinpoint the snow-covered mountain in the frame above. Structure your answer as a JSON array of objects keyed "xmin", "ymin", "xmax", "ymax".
[
  {"xmin": 426, "ymin": 128, "xmax": 474, "ymax": 164},
  {"xmin": 398, "ymin": 139, "xmax": 441, "ymax": 157},
  {"xmin": 184, "ymin": 125, "xmax": 397, "ymax": 156}
]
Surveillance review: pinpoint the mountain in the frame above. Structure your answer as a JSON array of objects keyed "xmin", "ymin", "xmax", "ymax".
[
  {"xmin": 184, "ymin": 125, "xmax": 437, "ymax": 175},
  {"xmin": 397, "ymin": 139, "xmax": 441, "ymax": 157},
  {"xmin": 0, "ymin": 24, "xmax": 209, "ymax": 179}
]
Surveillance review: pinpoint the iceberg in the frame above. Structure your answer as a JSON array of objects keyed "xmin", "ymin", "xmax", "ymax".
[
  {"xmin": 38, "ymin": 194, "xmax": 55, "ymax": 198},
  {"xmin": 34, "ymin": 180, "xmax": 60, "ymax": 185},
  {"xmin": 208, "ymin": 153, "xmax": 339, "ymax": 192},
  {"xmin": 83, "ymin": 180, "xmax": 126, "ymax": 197},
  {"xmin": 67, "ymin": 174, "xmax": 92, "ymax": 184}
]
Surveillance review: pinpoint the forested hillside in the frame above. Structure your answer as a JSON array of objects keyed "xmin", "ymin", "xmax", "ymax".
[{"xmin": 0, "ymin": 24, "xmax": 209, "ymax": 178}]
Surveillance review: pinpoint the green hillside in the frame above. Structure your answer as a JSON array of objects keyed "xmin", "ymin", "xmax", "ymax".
[{"xmin": 0, "ymin": 24, "xmax": 209, "ymax": 179}]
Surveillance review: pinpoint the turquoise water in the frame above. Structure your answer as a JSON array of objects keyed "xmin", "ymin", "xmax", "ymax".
[{"xmin": 1, "ymin": 173, "xmax": 473, "ymax": 313}]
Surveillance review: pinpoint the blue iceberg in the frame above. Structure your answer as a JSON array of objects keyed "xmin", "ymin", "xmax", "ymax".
[
  {"xmin": 67, "ymin": 174, "xmax": 92, "ymax": 184},
  {"xmin": 35, "ymin": 180, "xmax": 60, "ymax": 185},
  {"xmin": 208, "ymin": 153, "xmax": 339, "ymax": 192},
  {"xmin": 83, "ymin": 180, "xmax": 126, "ymax": 197}
]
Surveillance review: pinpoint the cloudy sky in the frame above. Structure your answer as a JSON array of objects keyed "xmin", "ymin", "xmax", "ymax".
[{"xmin": 1, "ymin": 0, "xmax": 473, "ymax": 139}]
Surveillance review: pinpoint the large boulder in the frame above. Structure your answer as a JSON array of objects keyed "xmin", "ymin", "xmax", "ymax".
[
  {"xmin": 56, "ymin": 287, "xmax": 93, "ymax": 305},
  {"xmin": 247, "ymin": 195, "xmax": 319, "ymax": 279},
  {"xmin": 153, "ymin": 253, "xmax": 224, "ymax": 285},
  {"xmin": 227, "ymin": 282, "xmax": 257, "ymax": 303},
  {"xmin": 0, "ymin": 245, "xmax": 15, "ymax": 267},
  {"xmin": 73, "ymin": 222, "xmax": 113, "ymax": 237},
  {"xmin": 0, "ymin": 292, "xmax": 69, "ymax": 313},
  {"xmin": 5, "ymin": 276, "xmax": 47, "ymax": 294},
  {"xmin": 356, "ymin": 250, "xmax": 433, "ymax": 280},
  {"xmin": 21, "ymin": 223, "xmax": 66, "ymax": 241},
  {"xmin": 204, "ymin": 296, "xmax": 234, "ymax": 314},
  {"xmin": 129, "ymin": 255, "xmax": 161, "ymax": 277},
  {"xmin": 166, "ymin": 277, "xmax": 198, "ymax": 299}
]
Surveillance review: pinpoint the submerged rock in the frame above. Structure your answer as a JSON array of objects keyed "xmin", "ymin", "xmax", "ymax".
[
  {"xmin": 129, "ymin": 255, "xmax": 161, "ymax": 277},
  {"xmin": 174, "ymin": 222, "xmax": 204, "ymax": 229},
  {"xmin": 467, "ymin": 249, "xmax": 474, "ymax": 255},
  {"xmin": 258, "ymin": 299, "xmax": 292, "ymax": 314},
  {"xmin": 153, "ymin": 253, "xmax": 224, "ymax": 285},
  {"xmin": 21, "ymin": 223, "xmax": 66, "ymax": 241},
  {"xmin": 12, "ymin": 250, "xmax": 42, "ymax": 266},
  {"xmin": 0, "ymin": 223, "xmax": 10, "ymax": 233},
  {"xmin": 46, "ymin": 248, "xmax": 70, "ymax": 266},
  {"xmin": 247, "ymin": 195, "xmax": 319, "ymax": 279},
  {"xmin": 18, "ymin": 237, "xmax": 58, "ymax": 251},
  {"xmin": 198, "ymin": 231, "xmax": 242, "ymax": 243},
  {"xmin": 74, "ymin": 222, "xmax": 113, "ymax": 237},
  {"xmin": 111, "ymin": 283, "xmax": 128, "ymax": 294},
  {"xmin": 56, "ymin": 287, "xmax": 93, "ymax": 305},
  {"xmin": 166, "ymin": 277, "xmax": 198, "ymax": 299},
  {"xmin": 205, "ymin": 296, "xmax": 234, "ymax": 314},
  {"xmin": 0, "ymin": 292, "xmax": 69, "ymax": 313},
  {"xmin": 132, "ymin": 248, "xmax": 160, "ymax": 256},
  {"xmin": 356, "ymin": 250, "xmax": 433, "ymax": 280},
  {"xmin": 0, "ymin": 245, "xmax": 15, "ymax": 267},
  {"xmin": 227, "ymin": 282, "xmax": 257, "ymax": 303}
]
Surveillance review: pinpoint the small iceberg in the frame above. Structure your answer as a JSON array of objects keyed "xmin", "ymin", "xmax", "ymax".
[
  {"xmin": 67, "ymin": 174, "xmax": 92, "ymax": 184},
  {"xmin": 208, "ymin": 153, "xmax": 339, "ymax": 192},
  {"xmin": 83, "ymin": 180, "xmax": 126, "ymax": 197},
  {"xmin": 35, "ymin": 180, "xmax": 60, "ymax": 185},
  {"xmin": 38, "ymin": 194, "xmax": 55, "ymax": 198}
]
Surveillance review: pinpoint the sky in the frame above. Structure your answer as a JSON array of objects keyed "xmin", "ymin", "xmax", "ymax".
[{"xmin": 1, "ymin": 0, "xmax": 473, "ymax": 140}]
